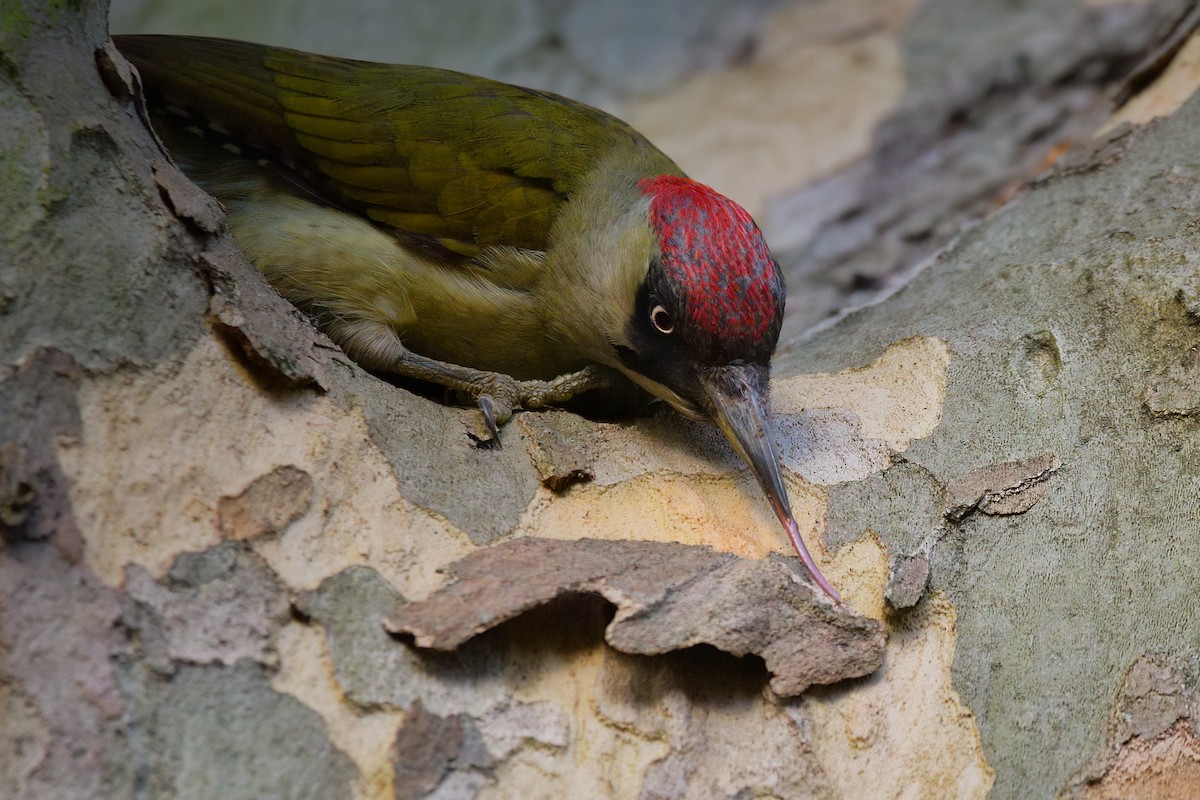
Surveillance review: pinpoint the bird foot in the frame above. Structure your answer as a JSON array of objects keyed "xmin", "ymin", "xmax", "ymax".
[{"xmin": 467, "ymin": 365, "xmax": 614, "ymax": 448}]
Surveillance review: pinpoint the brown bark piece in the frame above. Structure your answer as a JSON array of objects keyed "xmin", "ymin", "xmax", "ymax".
[
  {"xmin": 218, "ymin": 465, "xmax": 314, "ymax": 541},
  {"xmin": 202, "ymin": 244, "xmax": 331, "ymax": 389},
  {"xmin": 945, "ymin": 451, "xmax": 1061, "ymax": 521},
  {"xmin": 386, "ymin": 537, "xmax": 885, "ymax": 697},
  {"xmin": 1061, "ymin": 654, "xmax": 1200, "ymax": 800},
  {"xmin": 391, "ymin": 701, "xmax": 491, "ymax": 800}
]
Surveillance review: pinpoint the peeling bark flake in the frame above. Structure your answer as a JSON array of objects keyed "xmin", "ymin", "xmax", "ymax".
[
  {"xmin": 945, "ymin": 451, "xmax": 1061, "ymax": 521},
  {"xmin": 385, "ymin": 537, "xmax": 886, "ymax": 697}
]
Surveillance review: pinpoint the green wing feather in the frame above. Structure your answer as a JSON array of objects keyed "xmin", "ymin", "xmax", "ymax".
[{"xmin": 116, "ymin": 35, "xmax": 680, "ymax": 257}]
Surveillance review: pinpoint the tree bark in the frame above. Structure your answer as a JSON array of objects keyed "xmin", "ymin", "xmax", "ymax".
[{"xmin": 3, "ymin": 1, "xmax": 1199, "ymax": 798}]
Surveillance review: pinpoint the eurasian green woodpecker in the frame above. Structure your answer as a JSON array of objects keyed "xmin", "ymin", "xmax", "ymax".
[{"xmin": 115, "ymin": 35, "xmax": 841, "ymax": 602}]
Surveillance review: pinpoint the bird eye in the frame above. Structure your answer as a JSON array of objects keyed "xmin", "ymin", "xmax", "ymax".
[{"xmin": 650, "ymin": 305, "xmax": 674, "ymax": 334}]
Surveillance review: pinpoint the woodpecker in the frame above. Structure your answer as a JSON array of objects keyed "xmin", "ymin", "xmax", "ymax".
[{"xmin": 115, "ymin": 35, "xmax": 841, "ymax": 602}]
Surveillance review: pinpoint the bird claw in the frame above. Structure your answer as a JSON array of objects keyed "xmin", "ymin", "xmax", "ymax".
[
  {"xmin": 470, "ymin": 368, "xmax": 599, "ymax": 448},
  {"xmin": 475, "ymin": 393, "xmax": 513, "ymax": 449}
]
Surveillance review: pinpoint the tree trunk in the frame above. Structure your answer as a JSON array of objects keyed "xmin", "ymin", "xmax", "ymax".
[{"xmin": 3, "ymin": 1, "xmax": 1199, "ymax": 798}]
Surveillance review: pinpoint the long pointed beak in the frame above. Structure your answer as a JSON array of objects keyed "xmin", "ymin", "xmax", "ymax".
[{"xmin": 700, "ymin": 364, "xmax": 842, "ymax": 603}]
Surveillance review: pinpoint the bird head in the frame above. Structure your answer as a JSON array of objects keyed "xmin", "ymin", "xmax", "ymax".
[
  {"xmin": 603, "ymin": 175, "xmax": 840, "ymax": 602},
  {"xmin": 616, "ymin": 176, "xmax": 782, "ymax": 415}
]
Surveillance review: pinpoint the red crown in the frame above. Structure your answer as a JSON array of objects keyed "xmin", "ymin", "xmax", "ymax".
[{"xmin": 639, "ymin": 176, "xmax": 781, "ymax": 344}]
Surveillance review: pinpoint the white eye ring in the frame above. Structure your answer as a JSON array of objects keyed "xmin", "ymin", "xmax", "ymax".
[{"xmin": 650, "ymin": 304, "xmax": 674, "ymax": 334}]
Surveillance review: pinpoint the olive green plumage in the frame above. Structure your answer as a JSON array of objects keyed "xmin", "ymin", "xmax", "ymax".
[
  {"xmin": 118, "ymin": 35, "xmax": 681, "ymax": 383},
  {"xmin": 118, "ymin": 35, "xmax": 680, "ymax": 259}
]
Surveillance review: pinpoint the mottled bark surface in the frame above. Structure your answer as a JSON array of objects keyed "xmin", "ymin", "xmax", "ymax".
[{"xmin": 4, "ymin": 1, "xmax": 1200, "ymax": 798}]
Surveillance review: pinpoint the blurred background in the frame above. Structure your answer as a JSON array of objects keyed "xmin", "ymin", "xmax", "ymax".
[{"xmin": 109, "ymin": 0, "xmax": 1192, "ymax": 344}]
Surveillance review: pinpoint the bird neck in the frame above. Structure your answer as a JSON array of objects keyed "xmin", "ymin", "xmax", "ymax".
[{"xmin": 540, "ymin": 148, "xmax": 676, "ymax": 368}]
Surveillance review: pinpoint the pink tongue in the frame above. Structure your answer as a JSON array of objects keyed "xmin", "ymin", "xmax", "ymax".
[{"xmin": 784, "ymin": 518, "xmax": 842, "ymax": 604}]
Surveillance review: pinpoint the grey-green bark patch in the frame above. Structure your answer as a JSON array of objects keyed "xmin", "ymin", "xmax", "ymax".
[
  {"xmin": 118, "ymin": 661, "xmax": 356, "ymax": 800},
  {"xmin": 827, "ymin": 460, "xmax": 948, "ymax": 556},
  {"xmin": 25, "ymin": 128, "xmax": 206, "ymax": 368},
  {"xmin": 1, "ymin": 1, "xmax": 211, "ymax": 376},
  {"xmin": 297, "ymin": 566, "xmax": 513, "ymax": 714},
  {"xmin": 1014, "ymin": 330, "xmax": 1063, "ymax": 398},
  {"xmin": 783, "ymin": 83, "xmax": 1200, "ymax": 800},
  {"xmin": 123, "ymin": 541, "xmax": 292, "ymax": 669},
  {"xmin": 357, "ymin": 379, "xmax": 541, "ymax": 544},
  {"xmin": 0, "ymin": 83, "xmax": 47, "ymax": 242},
  {"xmin": 0, "ymin": 108, "xmax": 209, "ymax": 375}
]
